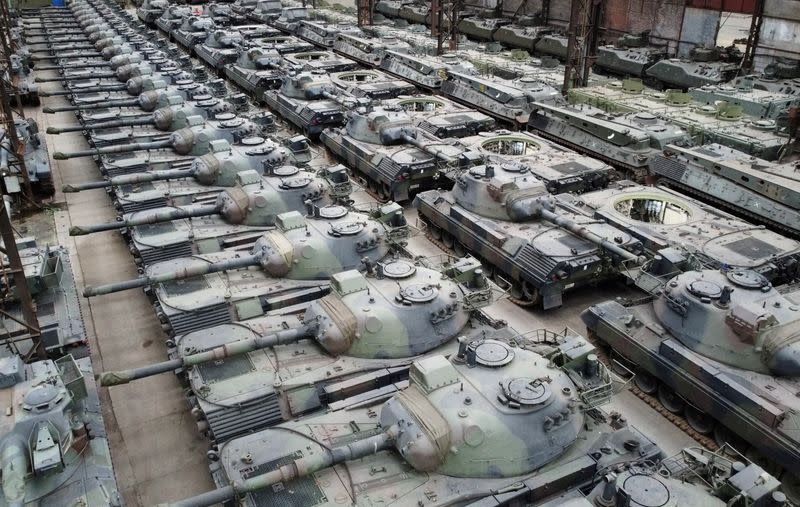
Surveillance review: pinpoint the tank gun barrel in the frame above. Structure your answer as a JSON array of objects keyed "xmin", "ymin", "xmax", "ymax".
[
  {"xmin": 30, "ymin": 51, "xmax": 101, "ymax": 60},
  {"xmin": 401, "ymin": 133, "xmax": 455, "ymax": 164},
  {"xmin": 538, "ymin": 208, "xmax": 643, "ymax": 263},
  {"xmin": 97, "ymin": 326, "xmax": 312, "ymax": 386},
  {"xmin": 70, "ymin": 203, "xmax": 219, "ymax": 236},
  {"xmin": 43, "ymin": 97, "xmax": 141, "ymax": 113},
  {"xmin": 1, "ymin": 438, "xmax": 28, "ymax": 507},
  {"xmin": 35, "ymin": 71, "xmax": 116, "ymax": 82},
  {"xmin": 53, "ymin": 138, "xmax": 173, "ymax": 159},
  {"xmin": 33, "ymin": 62, "xmax": 110, "ymax": 71},
  {"xmin": 47, "ymin": 115, "xmax": 156, "ymax": 134},
  {"xmin": 164, "ymin": 427, "xmax": 398, "ymax": 507},
  {"xmin": 63, "ymin": 168, "xmax": 195, "ymax": 192},
  {"xmin": 39, "ymin": 84, "xmax": 127, "ymax": 97}
]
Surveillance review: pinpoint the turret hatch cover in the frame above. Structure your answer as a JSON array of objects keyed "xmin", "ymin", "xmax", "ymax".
[
  {"xmin": 215, "ymin": 113, "xmax": 237, "ymax": 121},
  {"xmin": 620, "ymin": 475, "xmax": 670, "ymax": 507},
  {"xmin": 273, "ymin": 166, "xmax": 299, "ymax": 177},
  {"xmin": 472, "ymin": 339, "xmax": 514, "ymax": 367},
  {"xmin": 241, "ymin": 136, "xmax": 264, "ymax": 146},
  {"xmin": 24, "ymin": 385, "xmax": 60, "ymax": 407},
  {"xmin": 501, "ymin": 377, "xmax": 551, "ymax": 405},
  {"xmin": 688, "ymin": 279, "xmax": 722, "ymax": 299},
  {"xmin": 727, "ymin": 269, "xmax": 768, "ymax": 289},
  {"xmin": 398, "ymin": 284, "xmax": 438, "ymax": 303},
  {"xmin": 382, "ymin": 260, "xmax": 416, "ymax": 279},
  {"xmin": 219, "ymin": 118, "xmax": 246, "ymax": 128},
  {"xmin": 282, "ymin": 176, "xmax": 312, "ymax": 188},
  {"xmin": 330, "ymin": 222, "xmax": 364, "ymax": 235},
  {"xmin": 318, "ymin": 205, "xmax": 348, "ymax": 219}
]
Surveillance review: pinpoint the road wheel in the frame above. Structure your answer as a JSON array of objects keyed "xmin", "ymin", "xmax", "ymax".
[
  {"xmin": 713, "ymin": 424, "xmax": 748, "ymax": 456},
  {"xmin": 685, "ymin": 405, "xmax": 715, "ymax": 434},
  {"xmin": 521, "ymin": 281, "xmax": 540, "ymax": 305},
  {"xmin": 633, "ymin": 370, "xmax": 658, "ymax": 394},
  {"xmin": 657, "ymin": 384, "xmax": 685, "ymax": 414},
  {"xmin": 453, "ymin": 241, "xmax": 466, "ymax": 257},
  {"xmin": 442, "ymin": 232, "xmax": 454, "ymax": 249},
  {"xmin": 429, "ymin": 224, "xmax": 442, "ymax": 240}
]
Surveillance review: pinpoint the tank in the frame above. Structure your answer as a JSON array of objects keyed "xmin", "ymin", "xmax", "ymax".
[
  {"xmin": 162, "ymin": 330, "xmax": 663, "ymax": 507},
  {"xmin": 457, "ymin": 17, "xmax": 510, "ymax": 42},
  {"xmin": 379, "ymin": 50, "xmax": 448, "ymax": 89},
  {"xmin": 568, "ymin": 83, "xmax": 792, "ymax": 162},
  {"xmin": 689, "ymin": 79, "xmax": 800, "ymax": 120},
  {"xmin": 246, "ymin": 34, "xmax": 314, "ymax": 55},
  {"xmin": 172, "ymin": 15, "xmax": 216, "ymax": 51},
  {"xmin": 8, "ymin": 52, "xmax": 38, "ymax": 106},
  {"xmin": 328, "ymin": 69, "xmax": 417, "ymax": 101},
  {"xmin": 333, "ymin": 32, "xmax": 412, "ymax": 67},
  {"xmin": 322, "ymin": 106, "xmax": 476, "ymax": 202},
  {"xmin": 529, "ymin": 101, "xmax": 693, "ymax": 179},
  {"xmin": 154, "ymin": 5, "xmax": 191, "ymax": 36},
  {"xmin": 458, "ymin": 130, "xmax": 614, "ymax": 193},
  {"xmin": 557, "ymin": 181, "xmax": 800, "ymax": 284},
  {"xmin": 271, "ymin": 6, "xmax": 309, "ymax": 33},
  {"xmin": 53, "ymin": 115, "xmax": 267, "ymax": 177},
  {"xmin": 223, "ymin": 45, "xmax": 286, "ymax": 100},
  {"xmin": 764, "ymin": 58, "xmax": 800, "ymax": 80},
  {"xmin": 582, "ymin": 268, "xmax": 800, "ymax": 500},
  {"xmin": 416, "ymin": 165, "xmax": 644, "ymax": 309},
  {"xmin": 0, "ymin": 354, "xmax": 120, "ymax": 506},
  {"xmin": 136, "ymin": 0, "xmax": 168, "ymax": 25},
  {"xmin": 263, "ymin": 71, "xmax": 354, "ymax": 137},
  {"xmin": 294, "ymin": 20, "xmax": 361, "ymax": 48},
  {"xmin": 541, "ymin": 447, "xmax": 787, "ymax": 507},
  {"xmin": 374, "ymin": 0, "xmax": 407, "ymax": 17},
  {"xmin": 231, "ymin": 0, "xmax": 259, "ymax": 17},
  {"xmin": 390, "ymin": 94, "xmax": 497, "ymax": 139},
  {"xmin": 194, "ymin": 29, "xmax": 244, "ymax": 70},
  {"xmin": 443, "ymin": 71, "xmax": 561, "ymax": 125},
  {"xmin": 97, "ymin": 256, "xmax": 501, "ymax": 441},
  {"xmin": 246, "ymin": 0, "xmax": 283, "ymax": 22},
  {"xmin": 283, "ymin": 50, "xmax": 360, "ymax": 74},
  {"xmin": 72, "ymin": 163, "xmax": 354, "ymax": 265},
  {"xmin": 535, "ymin": 34, "xmax": 569, "ymax": 60},
  {"xmin": 1, "ymin": 118, "xmax": 52, "ymax": 196},
  {"xmin": 596, "ymin": 44, "xmax": 668, "ymax": 78},
  {"xmin": 494, "ymin": 24, "xmax": 552, "ymax": 52},
  {"xmin": 649, "ymin": 144, "xmax": 800, "ymax": 238},
  {"xmin": 645, "ymin": 57, "xmax": 739, "ymax": 90},
  {"xmin": 83, "ymin": 204, "xmax": 409, "ymax": 335}
]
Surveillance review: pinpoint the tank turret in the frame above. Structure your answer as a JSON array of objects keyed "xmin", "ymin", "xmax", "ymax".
[
  {"xmin": 173, "ymin": 15, "xmax": 216, "ymax": 49},
  {"xmin": 223, "ymin": 45, "xmax": 284, "ymax": 96},
  {"xmin": 156, "ymin": 328, "xmax": 640, "ymax": 507},
  {"xmin": 52, "ymin": 116, "xmax": 262, "ymax": 160}
]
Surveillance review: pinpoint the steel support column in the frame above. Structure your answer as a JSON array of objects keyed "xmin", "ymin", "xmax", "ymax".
[{"xmin": 562, "ymin": 0, "xmax": 603, "ymax": 94}]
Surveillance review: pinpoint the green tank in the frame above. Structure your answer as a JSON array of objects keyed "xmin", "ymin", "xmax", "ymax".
[
  {"xmin": 161, "ymin": 329, "xmax": 663, "ymax": 507},
  {"xmin": 582, "ymin": 267, "xmax": 800, "ymax": 500}
]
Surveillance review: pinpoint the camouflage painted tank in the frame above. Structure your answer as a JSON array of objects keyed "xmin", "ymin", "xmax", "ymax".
[
  {"xmin": 97, "ymin": 257, "xmax": 500, "ymax": 442},
  {"xmin": 529, "ymin": 101, "xmax": 692, "ymax": 179},
  {"xmin": 458, "ymin": 130, "xmax": 614, "ymax": 193},
  {"xmin": 416, "ymin": 165, "xmax": 644, "ymax": 309},
  {"xmin": 689, "ymin": 78, "xmax": 799, "ymax": 119},
  {"xmin": 194, "ymin": 29, "xmax": 244, "ymax": 70},
  {"xmin": 83, "ymin": 204, "xmax": 409, "ymax": 335},
  {"xmin": 582, "ymin": 268, "xmax": 800, "ymax": 499},
  {"xmin": 154, "ymin": 5, "xmax": 191, "ymax": 36},
  {"xmin": 0, "ymin": 354, "xmax": 120, "ymax": 506},
  {"xmin": 557, "ymin": 181, "xmax": 800, "ymax": 283},
  {"xmin": 321, "ymin": 106, "xmax": 475, "ymax": 201},
  {"xmin": 246, "ymin": 0, "xmax": 283, "ymax": 22},
  {"xmin": 163, "ymin": 329, "xmax": 662, "ymax": 507},
  {"xmin": 283, "ymin": 50, "xmax": 360, "ymax": 74},
  {"xmin": 294, "ymin": 20, "xmax": 361, "ymax": 48},
  {"xmin": 263, "ymin": 71, "xmax": 355, "ymax": 137},
  {"xmin": 332, "ymin": 32, "xmax": 411, "ymax": 67},
  {"xmin": 271, "ymin": 6, "xmax": 309, "ymax": 33},
  {"xmin": 328, "ymin": 69, "xmax": 416, "ymax": 101},
  {"xmin": 645, "ymin": 57, "xmax": 739, "ymax": 90},
  {"xmin": 649, "ymin": 143, "xmax": 800, "ymax": 238},
  {"xmin": 494, "ymin": 24, "xmax": 552, "ymax": 52},
  {"xmin": 172, "ymin": 15, "xmax": 216, "ymax": 50},
  {"xmin": 542, "ymin": 446, "xmax": 787, "ymax": 507},
  {"xmin": 223, "ymin": 45, "xmax": 284, "ymax": 98},
  {"xmin": 443, "ymin": 71, "xmax": 561, "ymax": 125},
  {"xmin": 457, "ymin": 17, "xmax": 510, "ymax": 42},
  {"xmin": 568, "ymin": 82, "xmax": 792, "ymax": 161},
  {"xmin": 53, "ymin": 115, "xmax": 267, "ymax": 177},
  {"xmin": 68, "ymin": 157, "xmax": 351, "ymax": 259}
]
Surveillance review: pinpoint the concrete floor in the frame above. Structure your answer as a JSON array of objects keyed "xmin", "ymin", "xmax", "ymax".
[{"xmin": 28, "ymin": 40, "xmax": 698, "ymax": 507}]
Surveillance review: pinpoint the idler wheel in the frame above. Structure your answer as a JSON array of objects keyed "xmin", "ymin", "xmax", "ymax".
[
  {"xmin": 685, "ymin": 405, "xmax": 715, "ymax": 434},
  {"xmin": 634, "ymin": 370, "xmax": 658, "ymax": 394},
  {"xmin": 657, "ymin": 384, "xmax": 685, "ymax": 414}
]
